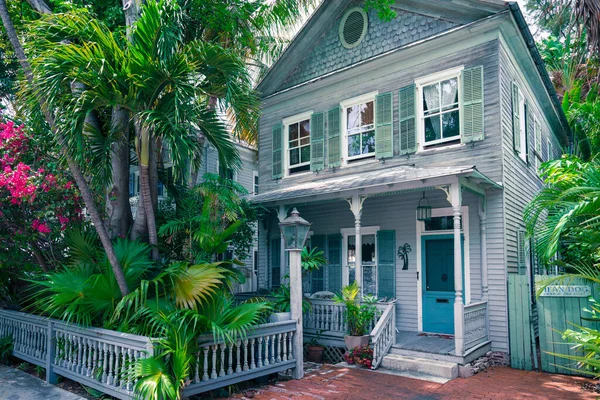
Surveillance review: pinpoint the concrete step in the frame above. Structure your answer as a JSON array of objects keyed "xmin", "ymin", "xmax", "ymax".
[{"xmin": 381, "ymin": 354, "xmax": 459, "ymax": 380}]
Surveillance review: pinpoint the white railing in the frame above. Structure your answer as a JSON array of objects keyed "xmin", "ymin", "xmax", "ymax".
[
  {"xmin": 184, "ymin": 320, "xmax": 296, "ymax": 396},
  {"xmin": 0, "ymin": 310, "xmax": 297, "ymax": 400},
  {"xmin": 0, "ymin": 310, "xmax": 152, "ymax": 400},
  {"xmin": 370, "ymin": 301, "xmax": 396, "ymax": 369},
  {"xmin": 303, "ymin": 300, "xmax": 388, "ymax": 342},
  {"xmin": 463, "ymin": 301, "xmax": 489, "ymax": 351}
]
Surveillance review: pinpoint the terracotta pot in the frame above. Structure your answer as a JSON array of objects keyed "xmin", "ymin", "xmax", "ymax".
[
  {"xmin": 344, "ymin": 335, "xmax": 370, "ymax": 350},
  {"xmin": 270, "ymin": 312, "xmax": 292, "ymax": 323},
  {"xmin": 306, "ymin": 345, "xmax": 324, "ymax": 363}
]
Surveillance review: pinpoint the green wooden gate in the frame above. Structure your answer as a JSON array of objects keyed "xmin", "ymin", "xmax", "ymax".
[
  {"xmin": 536, "ymin": 276, "xmax": 600, "ymax": 375},
  {"xmin": 507, "ymin": 274, "xmax": 536, "ymax": 371}
]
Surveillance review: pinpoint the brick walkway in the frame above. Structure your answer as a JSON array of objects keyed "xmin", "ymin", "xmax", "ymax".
[{"xmin": 232, "ymin": 365, "xmax": 597, "ymax": 400}]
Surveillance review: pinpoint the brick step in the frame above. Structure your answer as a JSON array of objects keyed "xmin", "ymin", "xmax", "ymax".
[{"xmin": 381, "ymin": 354, "xmax": 459, "ymax": 380}]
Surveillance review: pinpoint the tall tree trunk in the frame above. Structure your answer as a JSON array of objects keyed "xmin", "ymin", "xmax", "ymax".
[
  {"xmin": 0, "ymin": 0, "xmax": 130, "ymax": 296},
  {"xmin": 135, "ymin": 119, "xmax": 159, "ymax": 259},
  {"xmin": 107, "ymin": 107, "xmax": 133, "ymax": 238}
]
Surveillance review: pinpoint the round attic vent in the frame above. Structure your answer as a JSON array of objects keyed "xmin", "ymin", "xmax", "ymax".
[{"xmin": 339, "ymin": 7, "xmax": 368, "ymax": 49}]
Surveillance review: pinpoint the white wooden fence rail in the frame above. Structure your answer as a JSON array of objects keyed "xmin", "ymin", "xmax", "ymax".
[
  {"xmin": 463, "ymin": 300, "xmax": 489, "ymax": 351},
  {"xmin": 0, "ymin": 310, "xmax": 297, "ymax": 399},
  {"xmin": 184, "ymin": 320, "xmax": 297, "ymax": 396}
]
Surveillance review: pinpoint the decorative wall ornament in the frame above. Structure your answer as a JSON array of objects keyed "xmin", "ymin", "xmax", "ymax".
[{"xmin": 397, "ymin": 243, "xmax": 411, "ymax": 270}]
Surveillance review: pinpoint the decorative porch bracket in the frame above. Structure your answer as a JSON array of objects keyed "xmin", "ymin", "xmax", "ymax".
[{"xmin": 345, "ymin": 194, "xmax": 368, "ymax": 296}]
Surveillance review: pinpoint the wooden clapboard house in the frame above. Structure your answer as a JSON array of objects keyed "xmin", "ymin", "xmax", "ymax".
[{"xmin": 251, "ymin": 0, "xmax": 570, "ymax": 377}]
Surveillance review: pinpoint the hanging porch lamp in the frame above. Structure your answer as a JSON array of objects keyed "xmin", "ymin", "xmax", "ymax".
[{"xmin": 416, "ymin": 191, "xmax": 432, "ymax": 222}]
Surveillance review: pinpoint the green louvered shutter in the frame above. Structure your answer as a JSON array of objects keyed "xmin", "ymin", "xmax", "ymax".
[
  {"xmin": 512, "ymin": 83, "xmax": 521, "ymax": 153},
  {"xmin": 327, "ymin": 107, "xmax": 341, "ymax": 168},
  {"xmin": 327, "ymin": 234, "xmax": 342, "ymax": 294},
  {"xmin": 399, "ymin": 84, "xmax": 417, "ymax": 155},
  {"xmin": 310, "ymin": 112, "xmax": 325, "ymax": 172},
  {"xmin": 310, "ymin": 235, "xmax": 326, "ymax": 293},
  {"xmin": 270, "ymin": 237, "xmax": 281, "ymax": 287},
  {"xmin": 375, "ymin": 92, "xmax": 393, "ymax": 159},
  {"xmin": 461, "ymin": 66, "xmax": 484, "ymax": 143},
  {"xmin": 517, "ymin": 229, "xmax": 526, "ymax": 275},
  {"xmin": 377, "ymin": 230, "xmax": 396, "ymax": 300},
  {"xmin": 272, "ymin": 123, "xmax": 283, "ymax": 179}
]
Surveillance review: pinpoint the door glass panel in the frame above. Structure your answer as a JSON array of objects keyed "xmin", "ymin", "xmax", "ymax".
[
  {"xmin": 425, "ymin": 239, "xmax": 454, "ymax": 292},
  {"xmin": 348, "ymin": 235, "xmax": 356, "ymax": 285}
]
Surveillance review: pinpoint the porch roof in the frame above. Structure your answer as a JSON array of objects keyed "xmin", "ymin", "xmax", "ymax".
[{"xmin": 252, "ymin": 165, "xmax": 500, "ymax": 206}]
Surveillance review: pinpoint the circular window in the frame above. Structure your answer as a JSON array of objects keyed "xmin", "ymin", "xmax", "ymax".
[{"xmin": 339, "ymin": 7, "xmax": 368, "ymax": 49}]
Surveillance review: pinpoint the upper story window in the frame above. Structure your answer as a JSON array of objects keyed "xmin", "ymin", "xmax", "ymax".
[
  {"xmin": 283, "ymin": 111, "xmax": 312, "ymax": 175},
  {"xmin": 341, "ymin": 92, "xmax": 377, "ymax": 163},
  {"xmin": 416, "ymin": 67, "xmax": 463, "ymax": 150},
  {"xmin": 253, "ymin": 170, "xmax": 259, "ymax": 195},
  {"xmin": 512, "ymin": 83, "xmax": 528, "ymax": 163},
  {"xmin": 422, "ymin": 78, "xmax": 460, "ymax": 145},
  {"xmin": 547, "ymin": 138, "xmax": 554, "ymax": 161}
]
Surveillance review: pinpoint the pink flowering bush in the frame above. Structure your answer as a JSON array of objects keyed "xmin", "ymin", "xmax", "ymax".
[{"xmin": 0, "ymin": 119, "xmax": 83, "ymax": 274}]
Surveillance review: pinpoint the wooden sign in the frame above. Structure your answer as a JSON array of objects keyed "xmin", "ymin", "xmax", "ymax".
[{"xmin": 540, "ymin": 285, "xmax": 591, "ymax": 297}]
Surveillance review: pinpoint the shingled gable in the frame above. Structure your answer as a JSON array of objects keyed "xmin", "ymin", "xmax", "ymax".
[{"xmin": 256, "ymin": 0, "xmax": 508, "ymax": 98}]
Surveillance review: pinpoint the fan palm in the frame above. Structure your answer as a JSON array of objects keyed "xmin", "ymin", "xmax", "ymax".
[
  {"xmin": 27, "ymin": 0, "xmax": 258, "ymax": 257},
  {"xmin": 524, "ymin": 157, "xmax": 600, "ymax": 266}
]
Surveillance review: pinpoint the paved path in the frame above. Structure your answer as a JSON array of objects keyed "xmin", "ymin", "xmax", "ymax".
[
  {"xmin": 233, "ymin": 365, "xmax": 596, "ymax": 400},
  {"xmin": 0, "ymin": 364, "xmax": 85, "ymax": 400}
]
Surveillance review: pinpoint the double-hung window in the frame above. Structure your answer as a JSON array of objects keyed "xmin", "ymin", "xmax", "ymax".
[
  {"xmin": 284, "ymin": 112, "xmax": 312, "ymax": 175},
  {"xmin": 417, "ymin": 68, "xmax": 462, "ymax": 148},
  {"xmin": 341, "ymin": 92, "xmax": 377, "ymax": 163}
]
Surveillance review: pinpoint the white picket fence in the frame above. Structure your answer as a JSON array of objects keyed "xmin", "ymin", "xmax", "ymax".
[{"xmin": 0, "ymin": 309, "xmax": 297, "ymax": 399}]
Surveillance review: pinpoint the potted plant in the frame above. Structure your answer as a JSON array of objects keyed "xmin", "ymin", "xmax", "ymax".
[
  {"xmin": 344, "ymin": 345, "xmax": 374, "ymax": 369},
  {"xmin": 301, "ymin": 246, "xmax": 327, "ymax": 295},
  {"xmin": 334, "ymin": 281, "xmax": 377, "ymax": 350},
  {"xmin": 269, "ymin": 282, "xmax": 312, "ymax": 323},
  {"xmin": 306, "ymin": 329, "xmax": 325, "ymax": 363}
]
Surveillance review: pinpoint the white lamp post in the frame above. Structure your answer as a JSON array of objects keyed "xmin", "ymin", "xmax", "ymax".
[{"xmin": 279, "ymin": 207, "xmax": 310, "ymax": 379}]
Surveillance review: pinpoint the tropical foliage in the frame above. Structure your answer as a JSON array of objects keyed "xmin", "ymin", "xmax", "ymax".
[
  {"xmin": 334, "ymin": 282, "xmax": 378, "ymax": 337},
  {"xmin": 526, "ymin": 157, "xmax": 600, "ymax": 375}
]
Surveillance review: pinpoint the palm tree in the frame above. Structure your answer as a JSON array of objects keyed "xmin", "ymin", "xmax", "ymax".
[
  {"xmin": 525, "ymin": 157, "xmax": 600, "ymax": 266},
  {"xmin": 27, "ymin": 0, "xmax": 257, "ymax": 258},
  {"xmin": 0, "ymin": 0, "xmax": 131, "ymax": 296}
]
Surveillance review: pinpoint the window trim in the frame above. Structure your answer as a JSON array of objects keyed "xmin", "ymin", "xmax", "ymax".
[
  {"xmin": 518, "ymin": 89, "xmax": 527, "ymax": 163},
  {"xmin": 340, "ymin": 226, "xmax": 380, "ymax": 290},
  {"xmin": 415, "ymin": 66, "xmax": 464, "ymax": 152},
  {"xmin": 547, "ymin": 138, "xmax": 554, "ymax": 162},
  {"xmin": 340, "ymin": 91, "xmax": 378, "ymax": 165},
  {"xmin": 282, "ymin": 111, "xmax": 313, "ymax": 177}
]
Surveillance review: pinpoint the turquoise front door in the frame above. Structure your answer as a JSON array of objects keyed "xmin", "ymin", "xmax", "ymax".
[{"xmin": 422, "ymin": 236, "xmax": 463, "ymax": 334}]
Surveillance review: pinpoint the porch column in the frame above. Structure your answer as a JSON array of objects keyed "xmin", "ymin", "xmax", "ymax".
[
  {"xmin": 347, "ymin": 194, "xmax": 366, "ymax": 295},
  {"xmin": 277, "ymin": 206, "xmax": 288, "ymax": 285},
  {"xmin": 451, "ymin": 183, "xmax": 465, "ymax": 356},
  {"xmin": 479, "ymin": 198, "xmax": 489, "ymax": 301}
]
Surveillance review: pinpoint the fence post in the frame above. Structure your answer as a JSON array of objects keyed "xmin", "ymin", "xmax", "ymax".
[{"xmin": 45, "ymin": 321, "xmax": 57, "ymax": 384}]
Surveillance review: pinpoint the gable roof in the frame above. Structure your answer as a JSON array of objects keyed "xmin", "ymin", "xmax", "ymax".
[{"xmin": 256, "ymin": 0, "xmax": 508, "ymax": 96}]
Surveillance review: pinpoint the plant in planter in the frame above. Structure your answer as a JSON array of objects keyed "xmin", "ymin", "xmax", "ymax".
[
  {"xmin": 306, "ymin": 329, "xmax": 325, "ymax": 363},
  {"xmin": 301, "ymin": 246, "xmax": 327, "ymax": 295},
  {"xmin": 334, "ymin": 281, "xmax": 377, "ymax": 350},
  {"xmin": 344, "ymin": 345, "xmax": 373, "ymax": 369},
  {"xmin": 269, "ymin": 281, "xmax": 312, "ymax": 322}
]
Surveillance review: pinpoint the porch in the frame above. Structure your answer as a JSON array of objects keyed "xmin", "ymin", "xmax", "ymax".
[{"xmin": 253, "ymin": 164, "xmax": 500, "ymax": 364}]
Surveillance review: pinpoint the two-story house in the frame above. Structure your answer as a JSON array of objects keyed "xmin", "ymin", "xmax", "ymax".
[{"xmin": 251, "ymin": 0, "xmax": 570, "ymax": 375}]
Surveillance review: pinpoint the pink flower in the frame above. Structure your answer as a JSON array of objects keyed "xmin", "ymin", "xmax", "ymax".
[
  {"xmin": 65, "ymin": 181, "xmax": 73, "ymax": 189},
  {"xmin": 32, "ymin": 219, "xmax": 50, "ymax": 234}
]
